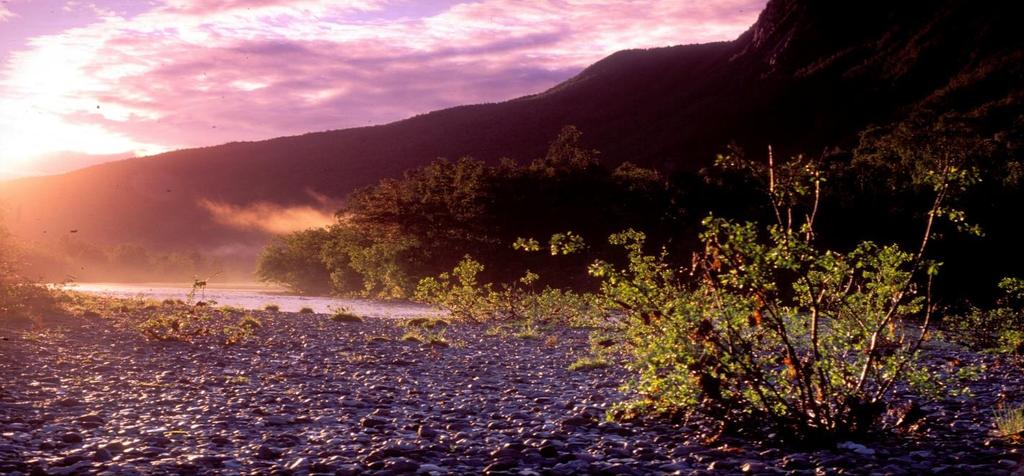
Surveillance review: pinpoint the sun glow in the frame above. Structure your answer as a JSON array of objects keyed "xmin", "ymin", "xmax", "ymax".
[{"xmin": 0, "ymin": 17, "xmax": 166, "ymax": 175}]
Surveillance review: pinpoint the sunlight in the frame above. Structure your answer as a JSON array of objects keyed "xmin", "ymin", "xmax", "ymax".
[{"xmin": 0, "ymin": 112, "xmax": 162, "ymax": 175}]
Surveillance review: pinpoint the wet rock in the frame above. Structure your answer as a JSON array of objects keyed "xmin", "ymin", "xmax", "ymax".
[
  {"xmin": 59, "ymin": 432, "xmax": 83, "ymax": 444},
  {"xmin": 257, "ymin": 445, "xmax": 283, "ymax": 460}
]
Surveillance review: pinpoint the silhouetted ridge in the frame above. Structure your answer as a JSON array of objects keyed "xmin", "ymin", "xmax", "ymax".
[{"xmin": 1, "ymin": 0, "xmax": 1019, "ymax": 261}]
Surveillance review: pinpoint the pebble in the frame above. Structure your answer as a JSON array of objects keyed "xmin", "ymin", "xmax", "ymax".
[{"xmin": 0, "ymin": 311, "xmax": 1020, "ymax": 475}]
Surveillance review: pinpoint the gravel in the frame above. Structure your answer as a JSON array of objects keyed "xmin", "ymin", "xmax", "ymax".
[{"xmin": 1, "ymin": 309, "xmax": 1023, "ymax": 475}]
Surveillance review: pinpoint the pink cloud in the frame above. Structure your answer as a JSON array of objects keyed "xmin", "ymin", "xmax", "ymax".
[{"xmin": 0, "ymin": 0, "xmax": 767, "ymax": 163}]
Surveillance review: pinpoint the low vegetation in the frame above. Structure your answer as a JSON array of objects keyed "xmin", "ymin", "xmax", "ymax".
[
  {"xmin": 995, "ymin": 404, "xmax": 1024, "ymax": 440},
  {"xmin": 568, "ymin": 355, "xmax": 611, "ymax": 372},
  {"xmin": 257, "ymin": 126, "xmax": 675, "ymax": 298},
  {"xmin": 946, "ymin": 277, "xmax": 1024, "ymax": 353},
  {"xmin": 399, "ymin": 318, "xmax": 450, "ymax": 347},
  {"xmin": 331, "ymin": 308, "xmax": 364, "ymax": 323},
  {"xmin": 0, "ymin": 217, "xmax": 60, "ymax": 324}
]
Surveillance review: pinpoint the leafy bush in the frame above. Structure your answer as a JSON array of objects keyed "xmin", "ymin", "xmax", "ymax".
[
  {"xmin": 947, "ymin": 277, "xmax": 1024, "ymax": 353},
  {"xmin": 0, "ymin": 218, "xmax": 58, "ymax": 323},
  {"xmin": 414, "ymin": 256, "xmax": 493, "ymax": 322},
  {"xmin": 591, "ymin": 144, "xmax": 975, "ymax": 439},
  {"xmin": 415, "ymin": 254, "xmax": 600, "ymax": 326}
]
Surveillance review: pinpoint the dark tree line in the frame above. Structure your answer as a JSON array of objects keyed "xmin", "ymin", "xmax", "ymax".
[{"xmin": 258, "ymin": 114, "xmax": 1024, "ymax": 308}]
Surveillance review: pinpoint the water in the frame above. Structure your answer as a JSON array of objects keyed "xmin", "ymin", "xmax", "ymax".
[{"xmin": 66, "ymin": 282, "xmax": 443, "ymax": 319}]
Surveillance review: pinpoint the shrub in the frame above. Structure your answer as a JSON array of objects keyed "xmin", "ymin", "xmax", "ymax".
[
  {"xmin": 415, "ymin": 256, "xmax": 492, "ymax": 321},
  {"xmin": 415, "ymin": 254, "xmax": 600, "ymax": 326},
  {"xmin": 946, "ymin": 277, "xmax": 1024, "ymax": 353},
  {"xmin": 298, "ymin": 307, "xmax": 315, "ymax": 314},
  {"xmin": 0, "ymin": 220, "xmax": 58, "ymax": 324},
  {"xmin": 264, "ymin": 304, "xmax": 280, "ymax": 312},
  {"xmin": 592, "ymin": 145, "xmax": 976, "ymax": 439}
]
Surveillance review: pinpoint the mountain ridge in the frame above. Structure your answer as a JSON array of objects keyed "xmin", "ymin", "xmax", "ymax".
[{"xmin": 1, "ymin": 0, "xmax": 1021, "ymax": 265}]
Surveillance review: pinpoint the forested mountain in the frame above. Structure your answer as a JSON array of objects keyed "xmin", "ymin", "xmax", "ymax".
[{"xmin": 1, "ymin": 0, "xmax": 1020, "ymax": 266}]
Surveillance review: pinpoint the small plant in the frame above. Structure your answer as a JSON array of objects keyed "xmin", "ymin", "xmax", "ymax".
[
  {"xmin": 331, "ymin": 310, "xmax": 364, "ymax": 323},
  {"xmin": 483, "ymin": 325, "xmax": 506, "ymax": 338},
  {"xmin": 402, "ymin": 317, "xmax": 451, "ymax": 346},
  {"xmin": 401, "ymin": 331, "xmax": 422, "ymax": 343},
  {"xmin": 403, "ymin": 316, "xmax": 448, "ymax": 329},
  {"xmin": 514, "ymin": 324, "xmax": 540, "ymax": 340},
  {"xmin": 298, "ymin": 307, "xmax": 315, "ymax": 314},
  {"xmin": 139, "ymin": 311, "xmax": 209, "ymax": 342},
  {"xmin": 186, "ymin": 276, "xmax": 213, "ymax": 306},
  {"xmin": 415, "ymin": 254, "xmax": 600, "ymax": 326},
  {"xmin": 264, "ymin": 304, "xmax": 280, "ymax": 312},
  {"xmin": 415, "ymin": 256, "xmax": 493, "ymax": 322},
  {"xmin": 239, "ymin": 314, "xmax": 262, "ymax": 329},
  {"xmin": 995, "ymin": 404, "xmax": 1024, "ymax": 440},
  {"xmin": 947, "ymin": 277, "xmax": 1024, "ymax": 353},
  {"xmin": 223, "ymin": 316, "xmax": 261, "ymax": 346},
  {"xmin": 543, "ymin": 335, "xmax": 559, "ymax": 347},
  {"xmin": 569, "ymin": 355, "xmax": 611, "ymax": 371}
]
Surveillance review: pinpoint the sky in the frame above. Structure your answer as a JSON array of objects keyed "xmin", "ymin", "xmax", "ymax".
[{"xmin": 0, "ymin": 0, "xmax": 766, "ymax": 177}]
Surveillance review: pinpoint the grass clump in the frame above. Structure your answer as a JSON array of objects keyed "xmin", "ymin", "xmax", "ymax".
[
  {"xmin": 330, "ymin": 306, "xmax": 364, "ymax": 323},
  {"xmin": 332, "ymin": 312, "xmax": 364, "ymax": 323},
  {"xmin": 995, "ymin": 404, "xmax": 1024, "ymax": 440},
  {"xmin": 514, "ymin": 325, "xmax": 540, "ymax": 340},
  {"xmin": 400, "ymin": 317, "xmax": 450, "ymax": 347},
  {"xmin": 239, "ymin": 314, "xmax": 262, "ymax": 329},
  {"xmin": 568, "ymin": 356, "xmax": 611, "ymax": 371},
  {"xmin": 483, "ymin": 325, "xmax": 506, "ymax": 338},
  {"xmin": 264, "ymin": 304, "xmax": 280, "ymax": 312},
  {"xmin": 401, "ymin": 332, "xmax": 422, "ymax": 343},
  {"xmin": 298, "ymin": 306, "xmax": 315, "ymax": 314}
]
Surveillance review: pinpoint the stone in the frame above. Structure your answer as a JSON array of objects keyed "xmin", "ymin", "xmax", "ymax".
[
  {"xmin": 257, "ymin": 445, "xmax": 283, "ymax": 460},
  {"xmin": 59, "ymin": 433, "xmax": 83, "ymax": 444},
  {"xmin": 837, "ymin": 441, "xmax": 876, "ymax": 456}
]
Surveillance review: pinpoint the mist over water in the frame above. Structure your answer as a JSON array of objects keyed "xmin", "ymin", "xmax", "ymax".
[{"xmin": 67, "ymin": 282, "xmax": 443, "ymax": 318}]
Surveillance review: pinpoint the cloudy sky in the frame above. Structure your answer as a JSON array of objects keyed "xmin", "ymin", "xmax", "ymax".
[{"xmin": 0, "ymin": 0, "xmax": 765, "ymax": 176}]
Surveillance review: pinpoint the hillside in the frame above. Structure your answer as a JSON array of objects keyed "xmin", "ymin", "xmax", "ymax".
[{"xmin": 1, "ymin": 0, "xmax": 1021, "ymax": 266}]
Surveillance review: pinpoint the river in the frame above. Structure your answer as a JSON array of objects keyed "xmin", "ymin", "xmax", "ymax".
[{"xmin": 65, "ymin": 282, "xmax": 442, "ymax": 319}]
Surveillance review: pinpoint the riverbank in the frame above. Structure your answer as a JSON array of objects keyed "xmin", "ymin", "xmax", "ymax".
[{"xmin": 0, "ymin": 307, "xmax": 1022, "ymax": 475}]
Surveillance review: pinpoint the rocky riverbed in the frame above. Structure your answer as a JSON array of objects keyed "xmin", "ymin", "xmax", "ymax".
[{"xmin": 1, "ymin": 309, "xmax": 1022, "ymax": 475}]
